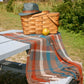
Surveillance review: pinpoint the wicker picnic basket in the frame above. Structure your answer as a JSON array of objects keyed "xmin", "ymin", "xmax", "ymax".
[{"xmin": 21, "ymin": 11, "xmax": 60, "ymax": 34}]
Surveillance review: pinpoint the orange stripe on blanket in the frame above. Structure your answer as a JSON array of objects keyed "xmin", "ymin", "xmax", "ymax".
[
  {"xmin": 51, "ymin": 35, "xmax": 83, "ymax": 84},
  {"xmin": 31, "ymin": 41, "xmax": 47, "ymax": 82}
]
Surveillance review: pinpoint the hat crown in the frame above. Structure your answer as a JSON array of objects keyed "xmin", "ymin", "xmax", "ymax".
[
  {"xmin": 19, "ymin": 3, "xmax": 41, "ymax": 16},
  {"xmin": 23, "ymin": 3, "xmax": 39, "ymax": 11}
]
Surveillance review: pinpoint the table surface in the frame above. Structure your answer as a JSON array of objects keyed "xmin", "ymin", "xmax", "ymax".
[{"xmin": 0, "ymin": 30, "xmax": 30, "ymax": 61}]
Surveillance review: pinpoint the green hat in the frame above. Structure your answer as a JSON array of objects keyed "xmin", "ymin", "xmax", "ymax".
[{"xmin": 19, "ymin": 3, "xmax": 41, "ymax": 16}]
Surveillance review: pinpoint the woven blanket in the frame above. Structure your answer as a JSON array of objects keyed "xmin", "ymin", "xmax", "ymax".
[{"xmin": 1, "ymin": 32, "xmax": 83, "ymax": 84}]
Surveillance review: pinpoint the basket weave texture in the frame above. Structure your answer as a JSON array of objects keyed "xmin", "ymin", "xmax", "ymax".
[{"xmin": 21, "ymin": 11, "xmax": 60, "ymax": 34}]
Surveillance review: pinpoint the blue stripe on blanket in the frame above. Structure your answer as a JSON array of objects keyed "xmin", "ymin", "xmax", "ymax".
[
  {"xmin": 46, "ymin": 52, "xmax": 70, "ymax": 77},
  {"xmin": 46, "ymin": 39, "xmax": 77, "ymax": 79}
]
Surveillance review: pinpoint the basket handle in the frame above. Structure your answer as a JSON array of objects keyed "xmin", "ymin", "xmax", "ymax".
[
  {"xmin": 33, "ymin": 11, "xmax": 50, "ymax": 17},
  {"xmin": 47, "ymin": 14, "xmax": 59, "ymax": 26}
]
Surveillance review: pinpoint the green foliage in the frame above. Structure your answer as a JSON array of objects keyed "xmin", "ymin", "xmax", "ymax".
[
  {"xmin": 52, "ymin": 0, "xmax": 84, "ymax": 34},
  {"xmin": 13, "ymin": 2, "xmax": 23, "ymax": 14},
  {"xmin": 6, "ymin": 0, "xmax": 23, "ymax": 14},
  {"xmin": 63, "ymin": 0, "xmax": 72, "ymax": 3},
  {"xmin": 6, "ymin": 0, "xmax": 14, "ymax": 12}
]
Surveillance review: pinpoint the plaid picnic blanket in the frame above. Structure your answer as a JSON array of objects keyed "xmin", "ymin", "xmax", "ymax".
[{"xmin": 1, "ymin": 32, "xmax": 83, "ymax": 84}]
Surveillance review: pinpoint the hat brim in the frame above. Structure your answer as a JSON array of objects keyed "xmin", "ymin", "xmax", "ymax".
[{"xmin": 19, "ymin": 11, "xmax": 42, "ymax": 16}]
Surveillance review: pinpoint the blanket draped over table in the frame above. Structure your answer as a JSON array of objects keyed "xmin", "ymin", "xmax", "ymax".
[{"xmin": 1, "ymin": 32, "xmax": 83, "ymax": 84}]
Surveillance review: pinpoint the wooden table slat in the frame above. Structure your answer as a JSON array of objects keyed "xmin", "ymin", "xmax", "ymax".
[
  {"xmin": 0, "ymin": 36, "xmax": 12, "ymax": 44},
  {"xmin": 0, "ymin": 40, "xmax": 30, "ymax": 61},
  {"xmin": 0, "ymin": 30, "xmax": 23, "ymax": 34}
]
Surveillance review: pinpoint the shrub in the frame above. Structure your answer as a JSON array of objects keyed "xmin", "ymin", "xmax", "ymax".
[
  {"xmin": 52, "ymin": 0, "xmax": 84, "ymax": 34},
  {"xmin": 6, "ymin": 0, "xmax": 14, "ymax": 12},
  {"xmin": 6, "ymin": 0, "xmax": 23, "ymax": 14},
  {"xmin": 13, "ymin": 2, "xmax": 23, "ymax": 14}
]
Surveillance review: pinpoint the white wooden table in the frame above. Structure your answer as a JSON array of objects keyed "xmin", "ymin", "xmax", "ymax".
[{"xmin": 0, "ymin": 30, "xmax": 30, "ymax": 61}]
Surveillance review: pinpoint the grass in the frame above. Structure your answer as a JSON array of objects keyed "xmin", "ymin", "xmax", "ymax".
[
  {"xmin": 0, "ymin": 2, "xmax": 84, "ymax": 84},
  {"xmin": 59, "ymin": 28, "xmax": 84, "ymax": 62},
  {"xmin": 0, "ymin": 11, "xmax": 22, "ymax": 31}
]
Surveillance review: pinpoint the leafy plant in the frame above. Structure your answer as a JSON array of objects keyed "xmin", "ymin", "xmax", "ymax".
[
  {"xmin": 6, "ymin": 0, "xmax": 14, "ymax": 12},
  {"xmin": 52, "ymin": 0, "xmax": 84, "ymax": 34}
]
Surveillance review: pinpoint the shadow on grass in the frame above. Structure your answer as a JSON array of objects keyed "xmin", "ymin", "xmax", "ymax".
[{"xmin": 0, "ymin": 70, "xmax": 28, "ymax": 84}]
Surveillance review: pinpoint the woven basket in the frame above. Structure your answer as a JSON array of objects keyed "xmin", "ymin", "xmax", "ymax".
[{"xmin": 21, "ymin": 11, "xmax": 60, "ymax": 34}]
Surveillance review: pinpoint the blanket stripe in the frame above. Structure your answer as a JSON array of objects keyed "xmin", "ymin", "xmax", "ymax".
[
  {"xmin": 1, "ymin": 32, "xmax": 83, "ymax": 84},
  {"xmin": 50, "ymin": 35, "xmax": 83, "ymax": 84}
]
